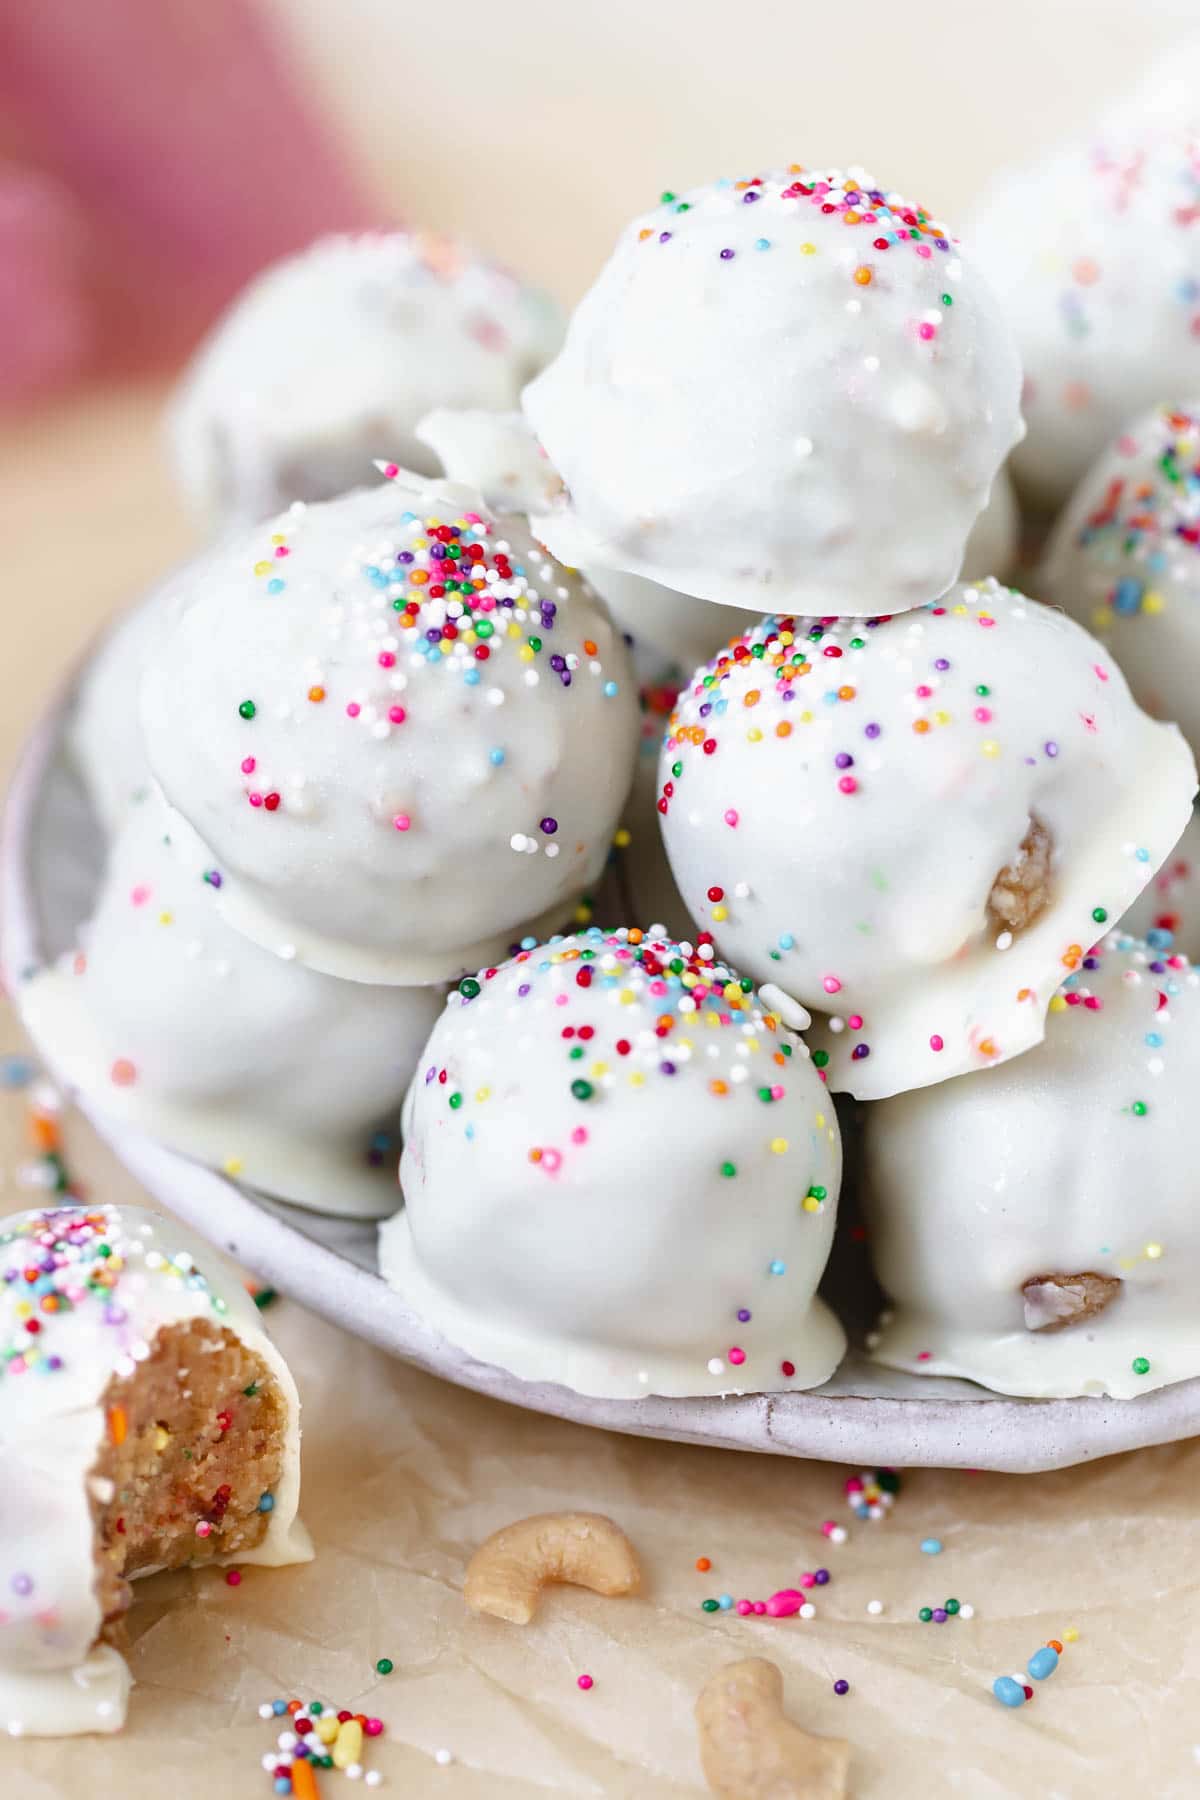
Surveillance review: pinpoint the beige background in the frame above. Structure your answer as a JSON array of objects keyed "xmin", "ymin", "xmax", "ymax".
[{"xmin": 6, "ymin": 4, "xmax": 1200, "ymax": 1794}]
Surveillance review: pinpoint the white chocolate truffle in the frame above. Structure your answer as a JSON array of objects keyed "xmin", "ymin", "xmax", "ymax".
[
  {"xmin": 523, "ymin": 165, "xmax": 1023, "ymax": 617},
  {"xmin": 168, "ymin": 232, "xmax": 562, "ymax": 530},
  {"xmin": 379, "ymin": 929, "xmax": 844, "ymax": 1397},
  {"xmin": 416, "ymin": 406, "xmax": 758, "ymax": 674},
  {"xmin": 864, "ymin": 935, "xmax": 1200, "ymax": 1398},
  {"xmin": 658, "ymin": 580, "xmax": 1196, "ymax": 1100},
  {"xmin": 139, "ymin": 475, "xmax": 639, "ymax": 984},
  {"xmin": 969, "ymin": 130, "xmax": 1200, "ymax": 511},
  {"xmin": 20, "ymin": 798, "xmax": 442, "ymax": 1216},
  {"xmin": 1120, "ymin": 809, "xmax": 1200, "ymax": 960},
  {"xmin": 65, "ymin": 586, "xmax": 178, "ymax": 834},
  {"xmin": 1039, "ymin": 402, "xmax": 1200, "ymax": 754},
  {"xmin": 0, "ymin": 1203, "xmax": 310, "ymax": 1736}
]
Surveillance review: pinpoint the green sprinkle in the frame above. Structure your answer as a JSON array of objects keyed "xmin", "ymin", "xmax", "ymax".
[
  {"xmin": 918, "ymin": 1607, "xmax": 933, "ymax": 1623},
  {"xmin": 1092, "ymin": 907, "xmax": 1108, "ymax": 924},
  {"xmin": 808, "ymin": 1186, "xmax": 827, "ymax": 1201},
  {"xmin": 720, "ymin": 1162, "xmax": 737, "ymax": 1178},
  {"xmin": 475, "ymin": 619, "xmax": 494, "ymax": 639},
  {"xmin": 1131, "ymin": 1101, "xmax": 1148, "ymax": 1117},
  {"xmin": 676, "ymin": 201, "xmax": 691, "ymax": 213},
  {"xmin": 811, "ymin": 1049, "xmax": 830, "ymax": 1068},
  {"xmin": 376, "ymin": 1658, "xmax": 394, "ymax": 1675},
  {"xmin": 238, "ymin": 700, "xmax": 256, "ymax": 720},
  {"xmin": 974, "ymin": 685, "xmax": 990, "ymax": 697},
  {"xmin": 941, "ymin": 292, "xmax": 953, "ymax": 305},
  {"xmin": 448, "ymin": 1092, "xmax": 463, "ymax": 1110},
  {"xmin": 459, "ymin": 977, "xmax": 481, "ymax": 1000},
  {"xmin": 309, "ymin": 1702, "xmax": 324, "ymax": 1715},
  {"xmin": 757, "ymin": 1086, "xmax": 774, "ymax": 1103},
  {"xmin": 252, "ymin": 1287, "xmax": 277, "ymax": 1310},
  {"xmin": 527, "ymin": 635, "xmax": 542, "ymax": 651},
  {"xmin": 945, "ymin": 1598, "xmax": 960, "ymax": 1614},
  {"xmin": 660, "ymin": 189, "xmax": 676, "ymax": 203},
  {"xmin": 242, "ymin": 1382, "xmax": 260, "ymax": 1397},
  {"xmin": 672, "ymin": 761, "xmax": 683, "ymax": 779},
  {"xmin": 701, "ymin": 1598, "xmax": 720, "ymax": 1613},
  {"xmin": 1132, "ymin": 1356, "xmax": 1151, "ymax": 1376},
  {"xmin": 571, "ymin": 1079, "xmax": 594, "ymax": 1101},
  {"xmin": 569, "ymin": 1045, "xmax": 585, "ymax": 1060}
]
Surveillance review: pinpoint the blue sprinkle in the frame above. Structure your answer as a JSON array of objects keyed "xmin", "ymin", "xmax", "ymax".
[
  {"xmin": 1112, "ymin": 577, "xmax": 1144, "ymax": 616},
  {"xmin": 603, "ymin": 682, "xmax": 619, "ymax": 698},
  {"xmin": 273, "ymin": 1699, "xmax": 288, "ymax": 1716},
  {"xmin": 718, "ymin": 1594, "xmax": 734, "ymax": 1610},
  {"xmin": 464, "ymin": 668, "xmax": 481, "ymax": 686},
  {"xmin": 1136, "ymin": 847, "xmax": 1150, "ymax": 863},
  {"xmin": 769, "ymin": 1260, "xmax": 786, "ymax": 1276},
  {"xmin": 489, "ymin": 748, "xmax": 505, "ymax": 766},
  {"xmin": 266, "ymin": 578, "xmax": 286, "ymax": 595},
  {"xmin": 755, "ymin": 237, "xmax": 772, "ymax": 251},
  {"xmin": 1027, "ymin": 1645, "xmax": 1059, "ymax": 1681},
  {"xmin": 778, "ymin": 934, "xmax": 795, "ymax": 951},
  {"xmin": 920, "ymin": 1538, "xmax": 943, "ymax": 1555},
  {"xmin": 0, "ymin": 1056, "xmax": 34, "ymax": 1090},
  {"xmin": 1145, "ymin": 1031, "xmax": 1164, "ymax": 1048},
  {"xmin": 258, "ymin": 1493, "xmax": 275, "ymax": 1513},
  {"xmin": 993, "ymin": 1676, "xmax": 1026, "ymax": 1708},
  {"xmin": 1145, "ymin": 928, "xmax": 1174, "ymax": 951}
]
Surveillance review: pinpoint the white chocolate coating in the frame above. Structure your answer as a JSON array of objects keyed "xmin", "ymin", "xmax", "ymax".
[
  {"xmin": 1039, "ymin": 402, "xmax": 1200, "ymax": 756},
  {"xmin": 864, "ymin": 936, "xmax": 1200, "ymax": 1398},
  {"xmin": 380, "ymin": 929, "xmax": 844, "ymax": 1397},
  {"xmin": 139, "ymin": 475, "xmax": 639, "ymax": 985},
  {"xmin": 523, "ymin": 166, "xmax": 1023, "ymax": 618},
  {"xmin": 1120, "ymin": 809, "xmax": 1200, "ymax": 960},
  {"xmin": 961, "ymin": 464, "xmax": 1018, "ymax": 583},
  {"xmin": 19, "ymin": 797, "xmax": 441, "ymax": 1216},
  {"xmin": 168, "ymin": 233, "xmax": 562, "ymax": 530},
  {"xmin": 0, "ymin": 1203, "xmax": 310, "ymax": 1736},
  {"xmin": 969, "ymin": 131, "xmax": 1200, "ymax": 511},
  {"xmin": 65, "ymin": 578, "xmax": 187, "ymax": 834},
  {"xmin": 658, "ymin": 581, "xmax": 1197, "ymax": 1100}
]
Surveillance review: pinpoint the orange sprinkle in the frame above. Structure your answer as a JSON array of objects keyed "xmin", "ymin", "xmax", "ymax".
[
  {"xmin": 775, "ymin": 721, "xmax": 793, "ymax": 738},
  {"xmin": 107, "ymin": 1406, "xmax": 127, "ymax": 1447},
  {"xmin": 913, "ymin": 719, "xmax": 931, "ymax": 735},
  {"xmin": 744, "ymin": 689, "xmax": 761, "ymax": 707},
  {"xmin": 695, "ymin": 1557, "xmax": 712, "ymax": 1572},
  {"xmin": 289, "ymin": 1757, "xmax": 319, "ymax": 1800},
  {"xmin": 583, "ymin": 639, "xmax": 598, "ymax": 656},
  {"xmin": 1047, "ymin": 1638, "xmax": 1064, "ymax": 1654},
  {"xmin": 287, "ymin": 1699, "xmax": 304, "ymax": 1716},
  {"xmin": 528, "ymin": 1148, "xmax": 543, "ymax": 1164},
  {"xmin": 853, "ymin": 265, "xmax": 873, "ymax": 286},
  {"xmin": 978, "ymin": 1038, "xmax": 998, "ymax": 1059},
  {"xmin": 709, "ymin": 1079, "xmax": 729, "ymax": 1097},
  {"xmin": 307, "ymin": 686, "xmax": 325, "ymax": 704},
  {"xmin": 628, "ymin": 928, "xmax": 644, "ymax": 944},
  {"xmin": 28, "ymin": 1114, "xmax": 60, "ymax": 1152},
  {"xmin": 838, "ymin": 685, "xmax": 855, "ymax": 701},
  {"xmin": 638, "ymin": 228, "xmax": 653, "ymax": 241},
  {"xmin": 410, "ymin": 568, "xmax": 429, "ymax": 585}
]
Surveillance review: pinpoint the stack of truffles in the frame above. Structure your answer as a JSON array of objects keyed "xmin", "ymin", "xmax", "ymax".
[{"xmin": 20, "ymin": 127, "xmax": 1200, "ymax": 1414}]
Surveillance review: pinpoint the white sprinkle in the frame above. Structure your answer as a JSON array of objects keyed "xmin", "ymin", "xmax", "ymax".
[
  {"xmin": 434, "ymin": 1749, "xmax": 454, "ymax": 1767},
  {"xmin": 959, "ymin": 1603, "xmax": 975, "ymax": 1620},
  {"xmin": 799, "ymin": 1603, "xmax": 816, "ymax": 1619},
  {"xmin": 707, "ymin": 1358, "xmax": 726, "ymax": 1376},
  {"xmin": 867, "ymin": 1599, "xmax": 884, "ymax": 1616}
]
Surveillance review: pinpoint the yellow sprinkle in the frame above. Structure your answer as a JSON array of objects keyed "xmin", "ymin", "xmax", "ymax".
[
  {"xmin": 1048, "ymin": 994, "xmax": 1068, "ymax": 1013},
  {"xmin": 802, "ymin": 1196, "xmax": 821, "ymax": 1213},
  {"xmin": 980, "ymin": 740, "xmax": 1000, "ymax": 758},
  {"xmin": 1145, "ymin": 1242, "xmax": 1163, "ymax": 1259},
  {"xmin": 519, "ymin": 644, "xmax": 535, "ymax": 661},
  {"xmin": 800, "ymin": 242, "xmax": 817, "ymax": 255},
  {"xmin": 223, "ymin": 1156, "xmax": 244, "ymax": 1176},
  {"xmin": 800, "ymin": 710, "xmax": 813, "ymax": 724},
  {"xmin": 154, "ymin": 1426, "xmax": 171, "ymax": 1453},
  {"xmin": 770, "ymin": 1137, "xmax": 789, "ymax": 1155},
  {"xmin": 316, "ymin": 1717, "xmax": 340, "ymax": 1746},
  {"xmin": 506, "ymin": 621, "xmax": 522, "ymax": 638},
  {"xmin": 613, "ymin": 827, "xmax": 632, "ymax": 848},
  {"xmin": 271, "ymin": 533, "xmax": 287, "ymax": 545},
  {"xmin": 475, "ymin": 1086, "xmax": 491, "ymax": 1103},
  {"xmin": 1063, "ymin": 1627, "xmax": 1080, "ymax": 1643},
  {"xmin": 747, "ymin": 727, "xmax": 763, "ymax": 742},
  {"xmin": 590, "ymin": 1062, "xmax": 609, "ymax": 1078},
  {"xmin": 333, "ymin": 1719, "xmax": 364, "ymax": 1770},
  {"xmin": 620, "ymin": 990, "xmax": 636, "ymax": 1005},
  {"xmin": 934, "ymin": 709, "xmax": 950, "ymax": 727},
  {"xmin": 438, "ymin": 639, "xmax": 452, "ymax": 656},
  {"xmin": 815, "ymin": 1112, "xmax": 826, "ymax": 1129},
  {"xmin": 1143, "ymin": 590, "xmax": 1164, "ymax": 615},
  {"xmin": 628, "ymin": 1070, "xmax": 645, "ymax": 1087},
  {"xmin": 158, "ymin": 911, "xmax": 173, "ymax": 926},
  {"xmin": 253, "ymin": 560, "xmax": 272, "ymax": 577},
  {"xmin": 952, "ymin": 603, "xmax": 968, "ymax": 616},
  {"xmin": 712, "ymin": 905, "xmax": 729, "ymax": 922}
]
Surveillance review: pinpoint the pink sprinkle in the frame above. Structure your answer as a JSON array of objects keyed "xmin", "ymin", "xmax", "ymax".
[
  {"xmin": 752, "ymin": 1601, "xmax": 767, "ymax": 1616},
  {"xmin": 838, "ymin": 776, "xmax": 858, "ymax": 795},
  {"xmin": 540, "ymin": 1147, "xmax": 563, "ymax": 1174},
  {"xmin": 765, "ymin": 1590, "xmax": 804, "ymax": 1618},
  {"xmin": 822, "ymin": 976, "xmax": 841, "ymax": 995},
  {"xmin": 800, "ymin": 1571, "xmax": 816, "ymax": 1588},
  {"xmin": 916, "ymin": 1350, "xmax": 932, "ymax": 1361},
  {"xmin": 364, "ymin": 1719, "xmax": 384, "ymax": 1737},
  {"xmin": 729, "ymin": 1346, "xmax": 746, "ymax": 1366},
  {"xmin": 393, "ymin": 814, "xmax": 411, "ymax": 832},
  {"xmin": 724, "ymin": 809, "xmax": 739, "ymax": 827},
  {"xmin": 195, "ymin": 1521, "xmax": 212, "ymax": 1539},
  {"xmin": 274, "ymin": 546, "xmax": 289, "ymax": 558},
  {"xmin": 736, "ymin": 1599, "xmax": 753, "ymax": 1616},
  {"xmin": 248, "ymin": 792, "xmax": 263, "ymax": 808},
  {"xmin": 382, "ymin": 463, "xmax": 399, "ymax": 479},
  {"xmin": 346, "ymin": 702, "xmax": 361, "ymax": 718},
  {"xmin": 388, "ymin": 705, "xmax": 407, "ymax": 724},
  {"xmin": 821, "ymin": 1520, "xmax": 838, "ymax": 1537},
  {"xmin": 974, "ymin": 707, "xmax": 992, "ymax": 723},
  {"xmin": 918, "ymin": 322, "xmax": 936, "ymax": 340},
  {"xmin": 848, "ymin": 1014, "xmax": 864, "ymax": 1031},
  {"xmin": 915, "ymin": 684, "xmax": 933, "ymax": 698},
  {"xmin": 570, "ymin": 1127, "xmax": 588, "ymax": 1145},
  {"xmin": 241, "ymin": 757, "xmax": 256, "ymax": 774},
  {"xmin": 930, "ymin": 1034, "xmax": 944, "ymax": 1052},
  {"xmin": 130, "ymin": 884, "xmax": 150, "ymax": 907},
  {"xmin": 225, "ymin": 1570, "xmax": 241, "ymax": 1587},
  {"xmin": 1094, "ymin": 664, "xmax": 1110, "ymax": 682},
  {"xmin": 378, "ymin": 652, "xmax": 396, "ymax": 668},
  {"xmin": 576, "ymin": 1675, "xmax": 594, "ymax": 1692}
]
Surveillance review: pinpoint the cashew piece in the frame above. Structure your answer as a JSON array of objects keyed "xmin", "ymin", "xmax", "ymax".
[
  {"xmin": 696, "ymin": 1659, "xmax": 850, "ymax": 1800},
  {"xmin": 464, "ymin": 1511, "xmax": 641, "ymax": 1625}
]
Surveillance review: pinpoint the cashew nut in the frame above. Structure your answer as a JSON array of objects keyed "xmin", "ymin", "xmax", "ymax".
[
  {"xmin": 696, "ymin": 1659, "xmax": 850, "ymax": 1800},
  {"xmin": 464, "ymin": 1511, "xmax": 641, "ymax": 1625}
]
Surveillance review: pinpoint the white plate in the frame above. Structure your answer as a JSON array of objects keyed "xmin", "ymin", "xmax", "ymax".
[{"xmin": 8, "ymin": 665, "xmax": 1200, "ymax": 1472}]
